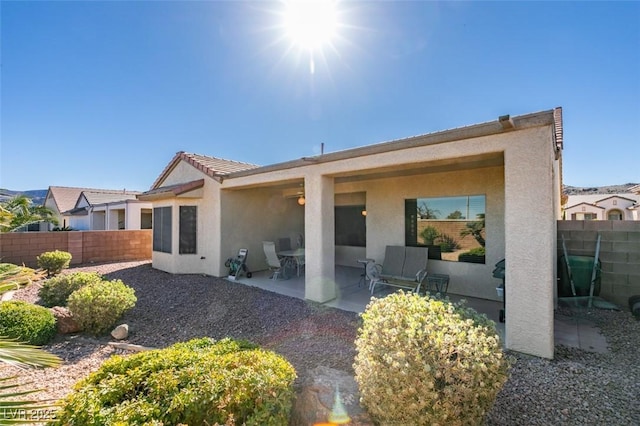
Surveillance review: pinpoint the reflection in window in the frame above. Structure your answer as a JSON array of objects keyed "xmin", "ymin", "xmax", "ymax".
[{"xmin": 405, "ymin": 195, "xmax": 486, "ymax": 263}]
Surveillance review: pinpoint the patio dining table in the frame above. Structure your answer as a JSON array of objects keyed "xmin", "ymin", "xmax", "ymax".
[{"xmin": 277, "ymin": 248, "xmax": 305, "ymax": 277}]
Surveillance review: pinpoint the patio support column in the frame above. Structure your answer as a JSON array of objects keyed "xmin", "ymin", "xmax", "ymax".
[
  {"xmin": 304, "ymin": 174, "xmax": 336, "ymax": 303},
  {"xmin": 503, "ymin": 130, "xmax": 556, "ymax": 359}
]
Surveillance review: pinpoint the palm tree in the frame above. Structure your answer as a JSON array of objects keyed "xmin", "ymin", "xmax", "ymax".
[
  {"xmin": 0, "ymin": 339, "xmax": 62, "ymax": 425},
  {"xmin": 0, "ymin": 195, "xmax": 58, "ymax": 233},
  {"xmin": 460, "ymin": 213, "xmax": 486, "ymax": 247},
  {"xmin": 0, "ymin": 267, "xmax": 62, "ymax": 424}
]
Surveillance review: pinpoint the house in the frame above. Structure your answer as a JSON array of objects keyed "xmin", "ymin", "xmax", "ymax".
[
  {"xmin": 43, "ymin": 186, "xmax": 87, "ymax": 230},
  {"xmin": 44, "ymin": 186, "xmax": 152, "ymax": 231},
  {"xmin": 139, "ymin": 107, "xmax": 564, "ymax": 359},
  {"xmin": 65, "ymin": 190, "xmax": 153, "ymax": 230},
  {"xmin": 563, "ymin": 194, "xmax": 640, "ymax": 220}
]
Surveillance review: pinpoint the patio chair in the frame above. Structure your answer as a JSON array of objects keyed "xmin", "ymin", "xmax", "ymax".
[
  {"xmin": 367, "ymin": 245, "xmax": 404, "ymax": 293},
  {"xmin": 370, "ymin": 246, "xmax": 429, "ymax": 294},
  {"xmin": 366, "ymin": 261, "xmax": 383, "ymax": 293},
  {"xmin": 278, "ymin": 237, "xmax": 292, "ymax": 252},
  {"xmin": 277, "ymin": 237, "xmax": 297, "ymax": 273},
  {"xmin": 263, "ymin": 241, "xmax": 286, "ymax": 280}
]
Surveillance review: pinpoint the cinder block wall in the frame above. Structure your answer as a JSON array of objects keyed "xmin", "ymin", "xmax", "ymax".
[
  {"xmin": 557, "ymin": 221, "xmax": 640, "ymax": 309},
  {"xmin": 0, "ymin": 230, "xmax": 151, "ymax": 268}
]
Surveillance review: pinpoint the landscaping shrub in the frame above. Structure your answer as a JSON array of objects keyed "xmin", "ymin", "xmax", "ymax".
[
  {"xmin": 54, "ymin": 337, "xmax": 297, "ymax": 426},
  {"xmin": 36, "ymin": 250, "xmax": 72, "ymax": 276},
  {"xmin": 353, "ymin": 292, "xmax": 510, "ymax": 426},
  {"xmin": 437, "ymin": 233, "xmax": 460, "ymax": 252},
  {"xmin": 0, "ymin": 301, "xmax": 57, "ymax": 345},
  {"xmin": 458, "ymin": 247, "xmax": 487, "ymax": 263},
  {"xmin": 420, "ymin": 225, "xmax": 440, "ymax": 246},
  {"xmin": 38, "ymin": 272, "xmax": 103, "ymax": 307},
  {"xmin": 67, "ymin": 279, "xmax": 136, "ymax": 335}
]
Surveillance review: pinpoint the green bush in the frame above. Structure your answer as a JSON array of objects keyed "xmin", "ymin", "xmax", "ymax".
[
  {"xmin": 462, "ymin": 247, "xmax": 486, "ymax": 256},
  {"xmin": 0, "ymin": 301, "xmax": 57, "ymax": 345},
  {"xmin": 67, "ymin": 279, "xmax": 136, "ymax": 335},
  {"xmin": 353, "ymin": 292, "xmax": 510, "ymax": 425},
  {"xmin": 438, "ymin": 233, "xmax": 460, "ymax": 252},
  {"xmin": 38, "ymin": 272, "xmax": 104, "ymax": 307},
  {"xmin": 54, "ymin": 337, "xmax": 297, "ymax": 426},
  {"xmin": 36, "ymin": 250, "xmax": 72, "ymax": 276},
  {"xmin": 420, "ymin": 226, "xmax": 440, "ymax": 246}
]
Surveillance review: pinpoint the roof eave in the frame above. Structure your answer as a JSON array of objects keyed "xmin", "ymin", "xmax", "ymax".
[{"xmin": 226, "ymin": 108, "xmax": 560, "ymax": 179}]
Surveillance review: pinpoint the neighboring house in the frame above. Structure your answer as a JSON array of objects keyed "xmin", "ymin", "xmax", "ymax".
[
  {"xmin": 44, "ymin": 186, "xmax": 152, "ymax": 231},
  {"xmin": 139, "ymin": 107, "xmax": 564, "ymax": 359},
  {"xmin": 44, "ymin": 186, "xmax": 89, "ymax": 230},
  {"xmin": 65, "ymin": 190, "xmax": 152, "ymax": 230},
  {"xmin": 563, "ymin": 194, "xmax": 640, "ymax": 221}
]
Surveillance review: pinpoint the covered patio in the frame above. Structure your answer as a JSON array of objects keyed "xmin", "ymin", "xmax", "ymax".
[
  {"xmin": 227, "ymin": 264, "xmax": 506, "ymax": 337},
  {"xmin": 226, "ymin": 265, "xmax": 608, "ymax": 353},
  {"xmin": 141, "ymin": 108, "xmax": 563, "ymax": 358}
]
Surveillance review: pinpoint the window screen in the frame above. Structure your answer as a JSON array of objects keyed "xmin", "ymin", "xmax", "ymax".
[
  {"xmin": 179, "ymin": 206, "xmax": 197, "ymax": 254},
  {"xmin": 153, "ymin": 206, "xmax": 172, "ymax": 253}
]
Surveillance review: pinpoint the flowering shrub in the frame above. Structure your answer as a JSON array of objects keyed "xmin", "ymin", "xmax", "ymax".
[
  {"xmin": 54, "ymin": 337, "xmax": 297, "ymax": 425},
  {"xmin": 67, "ymin": 279, "xmax": 136, "ymax": 335},
  {"xmin": 0, "ymin": 301, "xmax": 57, "ymax": 345},
  {"xmin": 353, "ymin": 292, "xmax": 510, "ymax": 425},
  {"xmin": 38, "ymin": 271, "xmax": 103, "ymax": 307},
  {"xmin": 36, "ymin": 250, "xmax": 72, "ymax": 276}
]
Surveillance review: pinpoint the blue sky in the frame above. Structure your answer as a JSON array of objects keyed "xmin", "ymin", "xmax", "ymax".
[{"xmin": 2, "ymin": 1, "xmax": 639, "ymax": 192}]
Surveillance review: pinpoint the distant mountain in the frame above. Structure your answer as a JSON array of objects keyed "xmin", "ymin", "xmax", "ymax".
[
  {"xmin": 0, "ymin": 189, "xmax": 48, "ymax": 205},
  {"xmin": 563, "ymin": 183, "xmax": 638, "ymax": 195}
]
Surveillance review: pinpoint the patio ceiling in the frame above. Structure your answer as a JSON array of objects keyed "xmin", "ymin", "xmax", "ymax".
[
  {"xmin": 221, "ymin": 151, "xmax": 503, "ymax": 192},
  {"xmin": 331, "ymin": 151, "xmax": 504, "ymax": 184}
]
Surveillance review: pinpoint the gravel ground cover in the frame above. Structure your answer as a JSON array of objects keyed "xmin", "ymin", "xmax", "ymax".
[{"xmin": 3, "ymin": 260, "xmax": 639, "ymax": 425}]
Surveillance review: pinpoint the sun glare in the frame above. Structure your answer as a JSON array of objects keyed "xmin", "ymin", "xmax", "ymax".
[{"xmin": 283, "ymin": 1, "xmax": 338, "ymax": 52}]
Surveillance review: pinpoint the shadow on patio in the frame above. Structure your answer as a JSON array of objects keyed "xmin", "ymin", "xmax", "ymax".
[
  {"xmin": 228, "ymin": 265, "xmax": 610, "ymax": 353},
  {"xmin": 227, "ymin": 265, "xmax": 506, "ymax": 339}
]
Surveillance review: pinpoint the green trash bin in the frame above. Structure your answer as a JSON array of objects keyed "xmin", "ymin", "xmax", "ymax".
[{"xmin": 558, "ymin": 255, "xmax": 601, "ymax": 297}]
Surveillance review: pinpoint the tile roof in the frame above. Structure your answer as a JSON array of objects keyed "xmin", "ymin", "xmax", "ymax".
[
  {"xmin": 80, "ymin": 190, "xmax": 141, "ymax": 206},
  {"xmin": 565, "ymin": 193, "xmax": 640, "ymax": 208},
  {"xmin": 47, "ymin": 186, "xmax": 141, "ymax": 213},
  {"xmin": 553, "ymin": 107, "xmax": 563, "ymax": 150},
  {"xmin": 150, "ymin": 152, "xmax": 259, "ymax": 189},
  {"xmin": 138, "ymin": 179, "xmax": 205, "ymax": 200}
]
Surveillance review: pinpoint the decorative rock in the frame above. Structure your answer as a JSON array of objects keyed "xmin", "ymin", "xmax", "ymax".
[
  {"xmin": 291, "ymin": 366, "xmax": 373, "ymax": 426},
  {"xmin": 110, "ymin": 324, "xmax": 129, "ymax": 340},
  {"xmin": 1, "ymin": 290, "xmax": 16, "ymax": 301},
  {"xmin": 50, "ymin": 306, "xmax": 81, "ymax": 334}
]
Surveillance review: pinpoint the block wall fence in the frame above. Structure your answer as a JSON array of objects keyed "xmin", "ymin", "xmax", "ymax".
[
  {"xmin": 0, "ymin": 230, "xmax": 152, "ymax": 268},
  {"xmin": 557, "ymin": 220, "xmax": 640, "ymax": 309}
]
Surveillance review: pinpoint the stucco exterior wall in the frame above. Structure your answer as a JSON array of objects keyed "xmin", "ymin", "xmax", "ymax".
[
  {"xmin": 565, "ymin": 204, "xmax": 604, "ymax": 220},
  {"xmin": 160, "ymin": 161, "xmax": 205, "ymax": 186},
  {"xmin": 364, "ymin": 166, "xmax": 504, "ymax": 300},
  {"xmin": 219, "ymin": 186, "xmax": 305, "ymax": 276},
  {"xmin": 151, "ymin": 177, "xmax": 218, "ymax": 275},
  {"xmin": 70, "ymin": 215, "xmax": 90, "ymax": 230},
  {"xmin": 44, "ymin": 195, "xmax": 65, "ymax": 230},
  {"xmin": 502, "ymin": 125, "xmax": 557, "ymax": 358}
]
